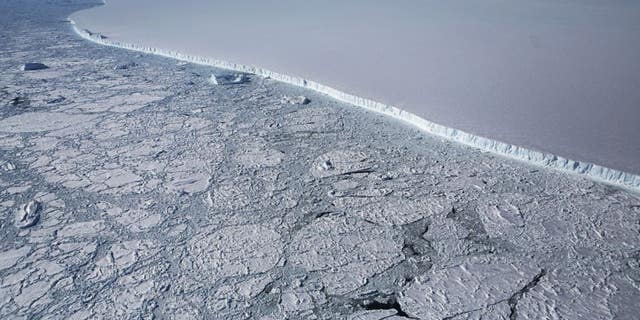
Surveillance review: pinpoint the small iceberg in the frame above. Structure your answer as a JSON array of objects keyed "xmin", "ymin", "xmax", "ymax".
[
  {"xmin": 282, "ymin": 95, "xmax": 311, "ymax": 105},
  {"xmin": 21, "ymin": 63, "xmax": 48, "ymax": 71},
  {"xmin": 114, "ymin": 62, "xmax": 138, "ymax": 70},
  {"xmin": 210, "ymin": 73, "xmax": 249, "ymax": 85}
]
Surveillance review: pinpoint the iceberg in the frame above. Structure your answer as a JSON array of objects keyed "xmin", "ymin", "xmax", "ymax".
[{"xmin": 69, "ymin": 0, "xmax": 640, "ymax": 191}]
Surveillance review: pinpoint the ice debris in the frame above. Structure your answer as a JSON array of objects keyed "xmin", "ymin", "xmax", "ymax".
[
  {"xmin": 114, "ymin": 62, "xmax": 138, "ymax": 70},
  {"xmin": 21, "ymin": 63, "xmax": 48, "ymax": 71},
  {"xmin": 210, "ymin": 73, "xmax": 249, "ymax": 85},
  {"xmin": 15, "ymin": 200, "xmax": 41, "ymax": 229},
  {"xmin": 2, "ymin": 162, "xmax": 16, "ymax": 171},
  {"xmin": 9, "ymin": 96, "xmax": 28, "ymax": 106},
  {"xmin": 83, "ymin": 29, "xmax": 107, "ymax": 39},
  {"xmin": 311, "ymin": 150, "xmax": 372, "ymax": 178},
  {"xmin": 46, "ymin": 96, "xmax": 66, "ymax": 104},
  {"xmin": 282, "ymin": 95, "xmax": 311, "ymax": 105}
]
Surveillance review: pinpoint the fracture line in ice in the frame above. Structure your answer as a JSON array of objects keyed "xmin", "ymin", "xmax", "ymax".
[{"xmin": 70, "ymin": 22, "xmax": 640, "ymax": 192}]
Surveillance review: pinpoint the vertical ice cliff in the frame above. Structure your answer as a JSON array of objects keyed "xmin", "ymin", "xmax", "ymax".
[{"xmin": 70, "ymin": 24, "xmax": 640, "ymax": 192}]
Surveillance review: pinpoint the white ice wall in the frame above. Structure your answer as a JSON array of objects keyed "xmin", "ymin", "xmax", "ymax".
[{"xmin": 70, "ymin": 0, "xmax": 640, "ymax": 190}]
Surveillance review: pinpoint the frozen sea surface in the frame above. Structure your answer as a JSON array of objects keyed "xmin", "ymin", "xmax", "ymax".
[
  {"xmin": 1, "ymin": 0, "xmax": 640, "ymax": 318},
  {"xmin": 70, "ymin": 0, "xmax": 640, "ymax": 176}
]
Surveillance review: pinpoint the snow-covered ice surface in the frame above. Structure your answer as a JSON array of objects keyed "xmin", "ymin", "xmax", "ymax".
[
  {"xmin": 69, "ymin": 0, "xmax": 640, "ymax": 189},
  {"xmin": 1, "ymin": 1, "xmax": 640, "ymax": 319}
]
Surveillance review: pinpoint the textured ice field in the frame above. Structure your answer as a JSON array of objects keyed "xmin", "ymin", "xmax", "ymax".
[
  {"xmin": 70, "ymin": 0, "xmax": 640, "ymax": 178},
  {"xmin": 1, "ymin": 1, "xmax": 640, "ymax": 319}
]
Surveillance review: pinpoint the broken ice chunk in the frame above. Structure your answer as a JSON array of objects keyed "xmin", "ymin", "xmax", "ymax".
[
  {"xmin": 186, "ymin": 225, "xmax": 283, "ymax": 281},
  {"xmin": 0, "ymin": 246, "xmax": 31, "ymax": 271},
  {"xmin": 114, "ymin": 62, "xmax": 138, "ymax": 70},
  {"xmin": 9, "ymin": 96, "xmax": 28, "ymax": 106},
  {"xmin": 347, "ymin": 309, "xmax": 398, "ymax": 320},
  {"xmin": 477, "ymin": 202, "xmax": 525, "ymax": 238},
  {"xmin": 280, "ymin": 290, "xmax": 318, "ymax": 312},
  {"xmin": 57, "ymin": 220, "xmax": 105, "ymax": 238},
  {"xmin": 15, "ymin": 200, "xmax": 41, "ymax": 229},
  {"xmin": 399, "ymin": 259, "xmax": 542, "ymax": 319},
  {"xmin": 310, "ymin": 150, "xmax": 372, "ymax": 178},
  {"xmin": 2, "ymin": 161, "xmax": 16, "ymax": 171},
  {"xmin": 322, "ymin": 160, "xmax": 334, "ymax": 170},
  {"xmin": 288, "ymin": 215, "xmax": 403, "ymax": 295},
  {"xmin": 21, "ymin": 63, "xmax": 48, "ymax": 71},
  {"xmin": 210, "ymin": 73, "xmax": 250, "ymax": 85},
  {"xmin": 282, "ymin": 95, "xmax": 311, "ymax": 105},
  {"xmin": 46, "ymin": 96, "xmax": 66, "ymax": 104},
  {"xmin": 351, "ymin": 197, "xmax": 450, "ymax": 226},
  {"xmin": 83, "ymin": 29, "xmax": 107, "ymax": 39}
]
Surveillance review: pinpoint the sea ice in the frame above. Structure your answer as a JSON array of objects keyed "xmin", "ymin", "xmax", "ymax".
[
  {"xmin": 21, "ymin": 63, "xmax": 48, "ymax": 71},
  {"xmin": 1, "ymin": 2, "xmax": 638, "ymax": 317}
]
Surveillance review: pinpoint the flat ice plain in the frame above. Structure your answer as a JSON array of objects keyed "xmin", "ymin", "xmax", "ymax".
[{"xmin": 70, "ymin": 0, "xmax": 640, "ymax": 177}]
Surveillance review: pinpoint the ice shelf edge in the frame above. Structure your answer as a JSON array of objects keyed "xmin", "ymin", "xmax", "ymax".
[{"xmin": 69, "ymin": 21, "xmax": 640, "ymax": 193}]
